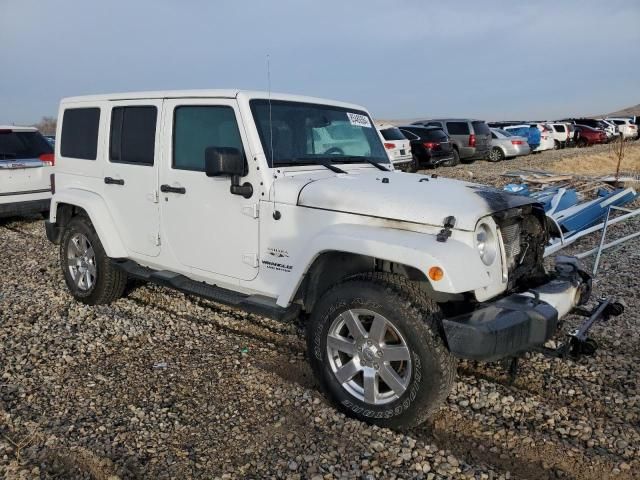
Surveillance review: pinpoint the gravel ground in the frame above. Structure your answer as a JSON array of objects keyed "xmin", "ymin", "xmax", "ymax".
[{"xmin": 1, "ymin": 141, "xmax": 639, "ymax": 479}]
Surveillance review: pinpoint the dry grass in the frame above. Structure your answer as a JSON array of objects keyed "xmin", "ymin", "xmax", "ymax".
[{"xmin": 550, "ymin": 142, "xmax": 640, "ymax": 177}]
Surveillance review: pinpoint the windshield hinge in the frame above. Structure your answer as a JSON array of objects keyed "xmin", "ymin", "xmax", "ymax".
[{"xmin": 242, "ymin": 204, "xmax": 259, "ymax": 219}]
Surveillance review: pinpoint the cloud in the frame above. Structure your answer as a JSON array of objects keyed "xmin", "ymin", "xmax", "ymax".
[{"xmin": 0, "ymin": 0, "xmax": 638, "ymax": 123}]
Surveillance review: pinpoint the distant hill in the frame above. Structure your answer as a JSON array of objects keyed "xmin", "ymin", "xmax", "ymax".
[{"xmin": 603, "ymin": 104, "xmax": 640, "ymax": 118}]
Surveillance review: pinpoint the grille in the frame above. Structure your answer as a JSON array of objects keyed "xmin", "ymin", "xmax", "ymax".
[{"xmin": 500, "ymin": 221, "xmax": 521, "ymax": 270}]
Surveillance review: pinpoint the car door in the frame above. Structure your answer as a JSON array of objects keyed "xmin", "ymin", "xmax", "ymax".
[
  {"xmin": 159, "ymin": 99, "xmax": 259, "ymax": 281},
  {"xmin": 102, "ymin": 100, "xmax": 162, "ymax": 258}
]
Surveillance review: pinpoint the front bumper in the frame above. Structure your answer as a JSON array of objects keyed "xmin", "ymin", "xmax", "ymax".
[{"xmin": 442, "ymin": 257, "xmax": 590, "ymax": 361}]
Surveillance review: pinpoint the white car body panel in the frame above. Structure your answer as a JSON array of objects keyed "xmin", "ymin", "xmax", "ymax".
[
  {"xmin": 52, "ymin": 89, "xmax": 542, "ymax": 309},
  {"xmin": 0, "ymin": 126, "xmax": 52, "ymax": 209},
  {"xmin": 533, "ymin": 124, "xmax": 554, "ymax": 152},
  {"xmin": 606, "ymin": 118, "xmax": 637, "ymax": 139}
]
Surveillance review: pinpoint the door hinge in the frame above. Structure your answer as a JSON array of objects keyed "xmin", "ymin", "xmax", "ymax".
[
  {"xmin": 147, "ymin": 190, "xmax": 159, "ymax": 203},
  {"xmin": 242, "ymin": 204, "xmax": 259, "ymax": 219},
  {"xmin": 154, "ymin": 233, "xmax": 161, "ymax": 246},
  {"xmin": 242, "ymin": 253, "xmax": 259, "ymax": 268}
]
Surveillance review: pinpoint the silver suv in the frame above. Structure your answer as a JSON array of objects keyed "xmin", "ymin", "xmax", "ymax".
[{"xmin": 411, "ymin": 119, "xmax": 491, "ymax": 164}]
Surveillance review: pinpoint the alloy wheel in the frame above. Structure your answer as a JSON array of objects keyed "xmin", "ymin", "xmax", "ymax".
[
  {"xmin": 326, "ymin": 308, "xmax": 412, "ymax": 405},
  {"xmin": 67, "ymin": 233, "xmax": 97, "ymax": 291}
]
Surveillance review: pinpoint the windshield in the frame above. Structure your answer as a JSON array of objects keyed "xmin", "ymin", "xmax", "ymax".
[
  {"xmin": 0, "ymin": 130, "xmax": 53, "ymax": 160},
  {"xmin": 250, "ymin": 100, "xmax": 388, "ymax": 167}
]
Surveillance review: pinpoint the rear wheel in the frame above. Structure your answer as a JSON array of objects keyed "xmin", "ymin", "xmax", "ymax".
[
  {"xmin": 409, "ymin": 155, "xmax": 419, "ymax": 173},
  {"xmin": 553, "ymin": 140, "xmax": 560, "ymax": 150},
  {"xmin": 577, "ymin": 138, "xmax": 588, "ymax": 148},
  {"xmin": 488, "ymin": 147, "xmax": 505, "ymax": 162},
  {"xmin": 445, "ymin": 149, "xmax": 460, "ymax": 167},
  {"xmin": 60, "ymin": 216, "xmax": 127, "ymax": 305},
  {"xmin": 308, "ymin": 273, "xmax": 456, "ymax": 429}
]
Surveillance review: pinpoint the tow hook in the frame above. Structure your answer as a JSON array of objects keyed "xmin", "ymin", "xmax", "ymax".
[{"xmin": 505, "ymin": 297, "xmax": 624, "ymax": 383}]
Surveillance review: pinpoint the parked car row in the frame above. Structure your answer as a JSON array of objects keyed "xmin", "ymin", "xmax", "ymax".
[{"xmin": 375, "ymin": 113, "xmax": 639, "ymax": 170}]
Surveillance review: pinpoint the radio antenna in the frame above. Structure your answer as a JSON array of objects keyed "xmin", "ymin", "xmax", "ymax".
[{"xmin": 267, "ymin": 54, "xmax": 280, "ymax": 220}]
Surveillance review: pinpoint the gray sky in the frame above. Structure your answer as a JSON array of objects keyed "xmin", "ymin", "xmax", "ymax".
[{"xmin": 1, "ymin": 0, "xmax": 639, "ymax": 124}]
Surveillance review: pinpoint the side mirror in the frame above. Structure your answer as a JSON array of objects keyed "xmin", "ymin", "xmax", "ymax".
[
  {"xmin": 204, "ymin": 146, "xmax": 253, "ymax": 199},
  {"xmin": 204, "ymin": 147, "xmax": 245, "ymax": 177}
]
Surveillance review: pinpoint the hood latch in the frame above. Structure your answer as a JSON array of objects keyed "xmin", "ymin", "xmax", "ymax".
[{"xmin": 437, "ymin": 216, "xmax": 456, "ymax": 242}]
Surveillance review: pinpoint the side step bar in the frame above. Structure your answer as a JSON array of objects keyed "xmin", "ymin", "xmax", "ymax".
[{"xmin": 114, "ymin": 260, "xmax": 300, "ymax": 322}]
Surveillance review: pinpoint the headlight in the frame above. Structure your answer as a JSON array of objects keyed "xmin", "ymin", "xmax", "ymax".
[{"xmin": 475, "ymin": 221, "xmax": 497, "ymax": 266}]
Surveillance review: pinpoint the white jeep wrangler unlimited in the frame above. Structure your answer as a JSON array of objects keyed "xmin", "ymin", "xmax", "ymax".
[{"xmin": 45, "ymin": 90, "xmax": 592, "ymax": 428}]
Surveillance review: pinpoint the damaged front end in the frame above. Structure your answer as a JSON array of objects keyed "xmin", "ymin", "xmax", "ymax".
[{"xmin": 441, "ymin": 255, "xmax": 596, "ymax": 362}]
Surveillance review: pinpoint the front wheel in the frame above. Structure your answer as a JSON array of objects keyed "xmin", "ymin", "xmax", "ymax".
[{"xmin": 307, "ymin": 273, "xmax": 456, "ymax": 429}]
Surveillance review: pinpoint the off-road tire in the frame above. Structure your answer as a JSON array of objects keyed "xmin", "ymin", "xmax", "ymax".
[
  {"xmin": 488, "ymin": 147, "xmax": 505, "ymax": 162},
  {"xmin": 60, "ymin": 216, "xmax": 128, "ymax": 305},
  {"xmin": 577, "ymin": 138, "xmax": 588, "ymax": 148},
  {"xmin": 445, "ymin": 149, "xmax": 460, "ymax": 167},
  {"xmin": 307, "ymin": 272, "xmax": 456, "ymax": 429}
]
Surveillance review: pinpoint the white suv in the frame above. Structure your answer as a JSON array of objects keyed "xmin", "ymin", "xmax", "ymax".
[
  {"xmin": 375, "ymin": 123, "xmax": 412, "ymax": 170},
  {"xmin": 45, "ymin": 90, "xmax": 594, "ymax": 428},
  {"xmin": 606, "ymin": 118, "xmax": 638, "ymax": 140},
  {"xmin": 0, "ymin": 126, "xmax": 54, "ymax": 218},
  {"xmin": 547, "ymin": 123, "xmax": 569, "ymax": 149}
]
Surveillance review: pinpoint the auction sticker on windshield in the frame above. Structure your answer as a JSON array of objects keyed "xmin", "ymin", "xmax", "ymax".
[{"xmin": 346, "ymin": 112, "xmax": 371, "ymax": 128}]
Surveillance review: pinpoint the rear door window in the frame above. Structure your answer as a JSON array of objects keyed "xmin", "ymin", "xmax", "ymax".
[
  {"xmin": 446, "ymin": 122, "xmax": 470, "ymax": 135},
  {"xmin": 554, "ymin": 124, "xmax": 566, "ymax": 132},
  {"xmin": 0, "ymin": 130, "xmax": 53, "ymax": 160},
  {"xmin": 110, "ymin": 106, "xmax": 158, "ymax": 165},
  {"xmin": 61, "ymin": 108, "xmax": 100, "ymax": 160}
]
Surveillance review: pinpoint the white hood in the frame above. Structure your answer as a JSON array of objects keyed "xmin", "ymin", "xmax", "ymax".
[{"xmin": 274, "ymin": 169, "xmax": 536, "ymax": 231}]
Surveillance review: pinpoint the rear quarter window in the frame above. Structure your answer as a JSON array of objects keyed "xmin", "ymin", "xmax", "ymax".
[
  {"xmin": 61, "ymin": 108, "xmax": 101, "ymax": 160},
  {"xmin": 471, "ymin": 121, "xmax": 490, "ymax": 135},
  {"xmin": 423, "ymin": 129, "xmax": 448, "ymax": 141},
  {"xmin": 380, "ymin": 127, "xmax": 406, "ymax": 141},
  {"xmin": 446, "ymin": 122, "xmax": 470, "ymax": 135}
]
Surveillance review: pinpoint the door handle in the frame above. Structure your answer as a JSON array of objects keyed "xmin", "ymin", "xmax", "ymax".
[
  {"xmin": 160, "ymin": 184, "xmax": 186, "ymax": 194},
  {"xmin": 104, "ymin": 177, "xmax": 125, "ymax": 185}
]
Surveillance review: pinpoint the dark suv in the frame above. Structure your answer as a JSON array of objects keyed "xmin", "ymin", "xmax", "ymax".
[
  {"xmin": 398, "ymin": 126, "xmax": 455, "ymax": 170},
  {"xmin": 411, "ymin": 119, "xmax": 491, "ymax": 163}
]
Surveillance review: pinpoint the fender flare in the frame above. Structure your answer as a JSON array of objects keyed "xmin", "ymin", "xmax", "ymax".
[
  {"xmin": 276, "ymin": 223, "xmax": 491, "ymax": 307},
  {"xmin": 50, "ymin": 189, "xmax": 128, "ymax": 258}
]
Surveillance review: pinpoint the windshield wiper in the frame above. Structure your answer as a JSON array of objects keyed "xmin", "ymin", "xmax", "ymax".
[
  {"xmin": 315, "ymin": 159, "xmax": 347, "ymax": 174},
  {"xmin": 344, "ymin": 156, "xmax": 390, "ymax": 172},
  {"xmin": 284, "ymin": 157, "xmax": 347, "ymax": 174}
]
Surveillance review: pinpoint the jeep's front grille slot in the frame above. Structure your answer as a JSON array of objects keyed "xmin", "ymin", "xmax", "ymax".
[
  {"xmin": 500, "ymin": 222, "xmax": 521, "ymax": 271},
  {"xmin": 496, "ymin": 207, "xmax": 547, "ymax": 290}
]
